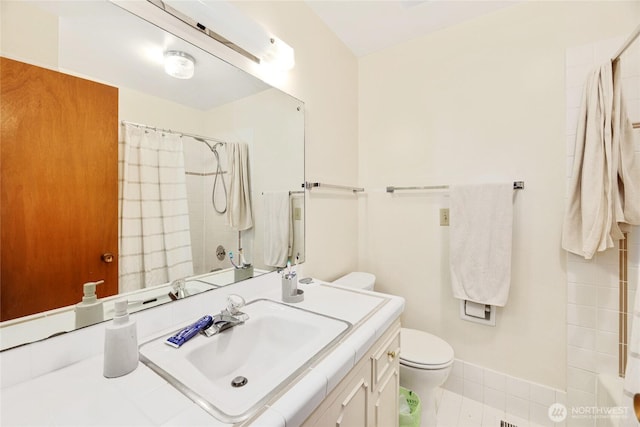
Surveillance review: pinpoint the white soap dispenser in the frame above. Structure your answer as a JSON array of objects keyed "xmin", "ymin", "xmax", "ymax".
[
  {"xmin": 74, "ymin": 280, "xmax": 105, "ymax": 328},
  {"xmin": 103, "ymin": 299, "xmax": 138, "ymax": 378}
]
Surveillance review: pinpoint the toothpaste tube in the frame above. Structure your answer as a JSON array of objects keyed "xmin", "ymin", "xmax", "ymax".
[{"xmin": 165, "ymin": 315, "xmax": 213, "ymax": 348}]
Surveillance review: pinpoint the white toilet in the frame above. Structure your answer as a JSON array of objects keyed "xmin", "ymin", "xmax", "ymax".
[{"xmin": 332, "ymin": 272, "xmax": 455, "ymax": 426}]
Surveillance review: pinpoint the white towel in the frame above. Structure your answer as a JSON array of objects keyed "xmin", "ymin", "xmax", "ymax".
[
  {"xmin": 562, "ymin": 60, "xmax": 639, "ymax": 260},
  {"xmin": 449, "ymin": 183, "xmax": 513, "ymax": 307},
  {"xmin": 263, "ymin": 192, "xmax": 291, "ymax": 268},
  {"xmin": 226, "ymin": 142, "xmax": 254, "ymax": 231}
]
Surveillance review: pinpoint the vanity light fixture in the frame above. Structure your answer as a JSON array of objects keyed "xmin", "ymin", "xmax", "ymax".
[
  {"xmin": 263, "ymin": 37, "xmax": 295, "ymax": 71},
  {"xmin": 156, "ymin": 0, "xmax": 295, "ymax": 70},
  {"xmin": 164, "ymin": 50, "xmax": 195, "ymax": 79}
]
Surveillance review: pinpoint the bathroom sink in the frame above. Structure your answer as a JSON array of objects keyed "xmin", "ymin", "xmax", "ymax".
[{"xmin": 139, "ymin": 299, "xmax": 352, "ymax": 422}]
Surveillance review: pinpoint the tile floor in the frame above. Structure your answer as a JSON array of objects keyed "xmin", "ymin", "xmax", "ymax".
[{"xmin": 435, "ymin": 388, "xmax": 549, "ymax": 427}]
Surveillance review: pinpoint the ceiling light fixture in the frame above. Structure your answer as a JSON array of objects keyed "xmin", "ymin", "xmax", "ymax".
[{"xmin": 164, "ymin": 50, "xmax": 196, "ymax": 79}]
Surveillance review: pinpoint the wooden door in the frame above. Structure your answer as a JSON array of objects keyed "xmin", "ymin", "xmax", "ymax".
[{"xmin": 1, "ymin": 57, "xmax": 118, "ymax": 321}]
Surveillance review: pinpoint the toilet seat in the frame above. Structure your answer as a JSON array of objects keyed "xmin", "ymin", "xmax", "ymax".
[{"xmin": 400, "ymin": 328, "xmax": 454, "ymax": 370}]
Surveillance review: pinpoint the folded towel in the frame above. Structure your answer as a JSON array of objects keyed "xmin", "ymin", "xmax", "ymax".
[
  {"xmin": 449, "ymin": 183, "xmax": 513, "ymax": 307},
  {"xmin": 263, "ymin": 192, "xmax": 291, "ymax": 268},
  {"xmin": 226, "ymin": 142, "xmax": 254, "ymax": 231}
]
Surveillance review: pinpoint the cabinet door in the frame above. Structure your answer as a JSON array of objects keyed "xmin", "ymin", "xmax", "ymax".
[
  {"xmin": 373, "ymin": 365, "xmax": 399, "ymax": 427},
  {"xmin": 1, "ymin": 57, "xmax": 118, "ymax": 321},
  {"xmin": 336, "ymin": 378, "xmax": 369, "ymax": 427}
]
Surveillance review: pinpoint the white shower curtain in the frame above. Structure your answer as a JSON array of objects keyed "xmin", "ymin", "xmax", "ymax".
[{"xmin": 119, "ymin": 125, "xmax": 194, "ymax": 293}]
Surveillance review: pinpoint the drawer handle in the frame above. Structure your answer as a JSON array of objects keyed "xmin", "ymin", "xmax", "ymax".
[{"xmin": 387, "ymin": 351, "xmax": 396, "ymax": 360}]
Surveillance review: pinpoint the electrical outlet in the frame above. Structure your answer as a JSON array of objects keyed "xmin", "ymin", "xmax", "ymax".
[
  {"xmin": 294, "ymin": 207, "xmax": 302, "ymax": 221},
  {"xmin": 440, "ymin": 208, "xmax": 449, "ymax": 226}
]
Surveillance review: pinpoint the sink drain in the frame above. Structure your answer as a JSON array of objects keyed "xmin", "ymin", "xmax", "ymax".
[{"xmin": 231, "ymin": 376, "xmax": 248, "ymax": 388}]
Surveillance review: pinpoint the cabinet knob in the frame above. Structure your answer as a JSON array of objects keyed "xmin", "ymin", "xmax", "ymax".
[
  {"xmin": 387, "ymin": 350, "xmax": 396, "ymax": 360},
  {"xmin": 101, "ymin": 253, "xmax": 114, "ymax": 263}
]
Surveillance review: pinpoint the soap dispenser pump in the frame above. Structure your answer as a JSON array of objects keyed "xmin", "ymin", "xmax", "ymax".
[
  {"xmin": 74, "ymin": 280, "xmax": 105, "ymax": 328},
  {"xmin": 103, "ymin": 299, "xmax": 138, "ymax": 378}
]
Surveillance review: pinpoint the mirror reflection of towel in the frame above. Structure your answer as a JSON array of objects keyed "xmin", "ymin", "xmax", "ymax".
[
  {"xmin": 226, "ymin": 142, "xmax": 253, "ymax": 231},
  {"xmin": 263, "ymin": 192, "xmax": 292, "ymax": 268}
]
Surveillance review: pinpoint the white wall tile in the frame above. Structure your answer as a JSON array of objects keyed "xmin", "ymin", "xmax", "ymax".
[
  {"xmin": 483, "ymin": 386, "xmax": 506, "ymax": 411},
  {"xmin": 595, "ymin": 331, "xmax": 618, "ymax": 356},
  {"xmin": 596, "ymin": 287, "xmax": 619, "ymax": 311},
  {"xmin": 568, "ymin": 283, "xmax": 597, "ymax": 307},
  {"xmin": 463, "ymin": 362, "xmax": 483, "ymax": 384},
  {"xmin": 451, "ymin": 359, "xmax": 464, "ymax": 378},
  {"xmin": 464, "ymin": 380, "xmax": 484, "ymax": 403},
  {"xmin": 483, "ymin": 369, "xmax": 506, "ymax": 392},
  {"xmin": 507, "ymin": 376, "xmax": 530, "ymax": 400},
  {"xmin": 530, "ymin": 401, "xmax": 554, "ymax": 427},
  {"xmin": 567, "ymin": 304, "xmax": 597, "ymax": 329},
  {"xmin": 567, "ymin": 367, "xmax": 596, "ymax": 394},
  {"xmin": 567, "ymin": 346, "xmax": 596, "ymax": 372},
  {"xmin": 443, "ymin": 373, "xmax": 464, "ymax": 395},
  {"xmin": 506, "ymin": 394, "xmax": 530, "ymax": 420},
  {"xmin": 596, "ymin": 309, "xmax": 618, "ymax": 333},
  {"xmin": 595, "ymin": 352, "xmax": 618, "ymax": 377},
  {"xmin": 530, "ymin": 383, "xmax": 556, "ymax": 406},
  {"xmin": 567, "ymin": 325, "xmax": 596, "ymax": 350}
]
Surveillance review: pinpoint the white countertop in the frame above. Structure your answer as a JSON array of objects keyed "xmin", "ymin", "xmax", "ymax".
[{"xmin": 0, "ymin": 273, "xmax": 404, "ymax": 426}]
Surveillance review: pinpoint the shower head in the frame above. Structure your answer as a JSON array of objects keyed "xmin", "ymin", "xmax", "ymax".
[{"xmin": 193, "ymin": 136, "xmax": 223, "ymax": 152}]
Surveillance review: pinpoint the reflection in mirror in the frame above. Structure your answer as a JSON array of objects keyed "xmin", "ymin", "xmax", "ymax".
[{"xmin": 0, "ymin": 0, "xmax": 304, "ymax": 350}]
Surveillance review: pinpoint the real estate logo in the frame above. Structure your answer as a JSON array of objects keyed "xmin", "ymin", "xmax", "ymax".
[{"xmin": 548, "ymin": 403, "xmax": 567, "ymax": 422}]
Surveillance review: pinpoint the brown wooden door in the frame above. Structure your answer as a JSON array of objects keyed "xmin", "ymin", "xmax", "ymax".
[{"xmin": 1, "ymin": 57, "xmax": 118, "ymax": 321}]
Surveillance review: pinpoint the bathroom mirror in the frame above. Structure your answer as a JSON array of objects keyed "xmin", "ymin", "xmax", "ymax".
[{"xmin": 0, "ymin": 0, "xmax": 304, "ymax": 349}]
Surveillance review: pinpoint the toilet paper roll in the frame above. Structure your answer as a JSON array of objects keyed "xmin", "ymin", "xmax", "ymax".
[{"xmin": 465, "ymin": 301, "xmax": 487, "ymax": 319}]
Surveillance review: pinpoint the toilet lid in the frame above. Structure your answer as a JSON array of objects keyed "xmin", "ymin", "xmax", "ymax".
[{"xmin": 400, "ymin": 328, "xmax": 454, "ymax": 368}]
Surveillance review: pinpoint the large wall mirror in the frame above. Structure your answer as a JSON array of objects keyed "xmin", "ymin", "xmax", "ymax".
[{"xmin": 0, "ymin": 0, "xmax": 305, "ymax": 350}]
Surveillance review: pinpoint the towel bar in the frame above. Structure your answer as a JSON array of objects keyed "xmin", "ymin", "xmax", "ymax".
[
  {"xmin": 303, "ymin": 182, "xmax": 364, "ymax": 193},
  {"xmin": 386, "ymin": 181, "xmax": 524, "ymax": 193}
]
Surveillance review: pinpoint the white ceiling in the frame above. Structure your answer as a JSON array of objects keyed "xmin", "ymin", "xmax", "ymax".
[{"xmin": 304, "ymin": 0, "xmax": 519, "ymax": 57}]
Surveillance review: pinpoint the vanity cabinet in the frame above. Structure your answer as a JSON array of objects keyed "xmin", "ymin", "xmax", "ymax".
[{"xmin": 303, "ymin": 320, "xmax": 401, "ymax": 427}]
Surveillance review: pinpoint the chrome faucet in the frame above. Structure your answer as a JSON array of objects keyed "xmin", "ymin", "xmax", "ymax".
[
  {"xmin": 201, "ymin": 295, "xmax": 248, "ymax": 337},
  {"xmin": 168, "ymin": 278, "xmax": 187, "ymax": 300}
]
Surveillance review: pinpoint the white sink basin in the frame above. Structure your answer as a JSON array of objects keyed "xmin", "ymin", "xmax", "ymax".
[{"xmin": 139, "ymin": 299, "xmax": 351, "ymax": 422}]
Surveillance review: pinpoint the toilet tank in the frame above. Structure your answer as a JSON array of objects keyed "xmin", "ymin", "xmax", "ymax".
[{"xmin": 332, "ymin": 272, "xmax": 376, "ymax": 291}]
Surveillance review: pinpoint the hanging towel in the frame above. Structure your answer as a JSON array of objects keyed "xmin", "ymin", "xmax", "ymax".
[
  {"xmin": 226, "ymin": 142, "xmax": 254, "ymax": 231},
  {"xmin": 562, "ymin": 60, "xmax": 639, "ymax": 259},
  {"xmin": 263, "ymin": 192, "xmax": 292, "ymax": 268},
  {"xmin": 449, "ymin": 183, "xmax": 514, "ymax": 307},
  {"xmin": 611, "ymin": 59, "xmax": 640, "ymax": 229}
]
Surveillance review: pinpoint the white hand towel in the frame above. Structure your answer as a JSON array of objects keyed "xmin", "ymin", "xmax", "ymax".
[
  {"xmin": 263, "ymin": 192, "xmax": 291, "ymax": 268},
  {"xmin": 449, "ymin": 183, "xmax": 513, "ymax": 307},
  {"xmin": 226, "ymin": 142, "xmax": 254, "ymax": 231}
]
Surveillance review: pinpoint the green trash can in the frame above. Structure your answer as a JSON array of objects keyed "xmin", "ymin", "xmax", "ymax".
[{"xmin": 399, "ymin": 386, "xmax": 421, "ymax": 427}]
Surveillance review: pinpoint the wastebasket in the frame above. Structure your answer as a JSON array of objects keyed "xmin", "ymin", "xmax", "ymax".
[{"xmin": 399, "ymin": 386, "xmax": 421, "ymax": 427}]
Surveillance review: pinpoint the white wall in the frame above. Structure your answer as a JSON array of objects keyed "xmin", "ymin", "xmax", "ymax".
[
  {"xmin": 357, "ymin": 1, "xmax": 640, "ymax": 390},
  {"xmin": 231, "ymin": 1, "xmax": 360, "ymax": 280}
]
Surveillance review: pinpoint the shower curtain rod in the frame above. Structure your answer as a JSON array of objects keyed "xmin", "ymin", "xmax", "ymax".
[
  {"xmin": 612, "ymin": 24, "xmax": 640, "ymax": 61},
  {"xmin": 612, "ymin": 25, "xmax": 640, "ymax": 129},
  {"xmin": 121, "ymin": 120, "xmax": 228, "ymax": 145}
]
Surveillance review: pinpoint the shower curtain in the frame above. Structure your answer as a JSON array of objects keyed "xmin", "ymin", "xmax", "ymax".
[{"xmin": 119, "ymin": 125, "xmax": 194, "ymax": 293}]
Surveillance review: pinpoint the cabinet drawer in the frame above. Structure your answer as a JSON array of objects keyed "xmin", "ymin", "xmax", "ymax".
[{"xmin": 371, "ymin": 324, "xmax": 400, "ymax": 390}]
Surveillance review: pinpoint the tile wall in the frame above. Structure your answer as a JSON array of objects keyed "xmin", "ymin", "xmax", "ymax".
[
  {"xmin": 443, "ymin": 359, "xmax": 567, "ymax": 427},
  {"xmin": 564, "ymin": 36, "xmax": 640, "ymax": 424}
]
